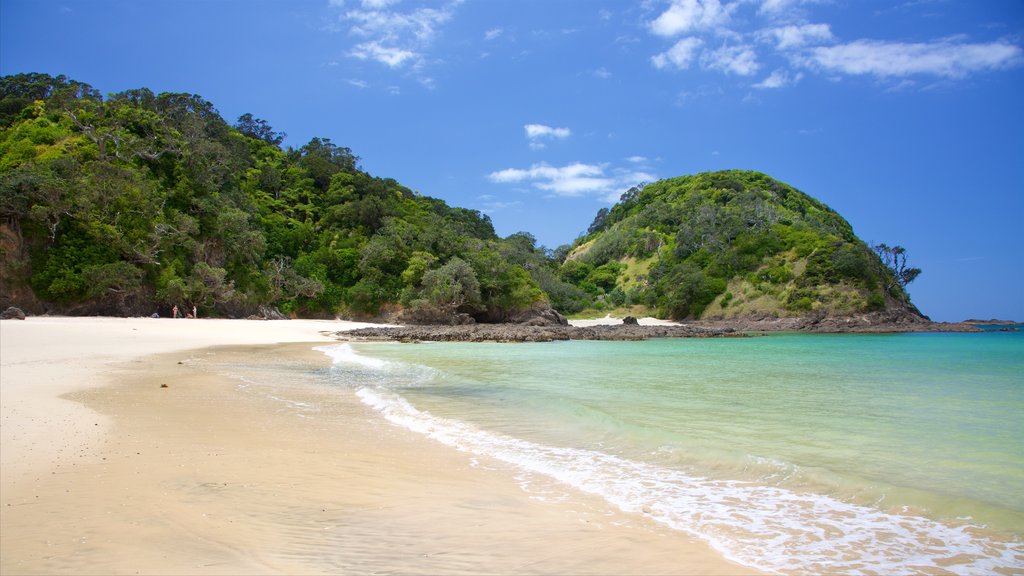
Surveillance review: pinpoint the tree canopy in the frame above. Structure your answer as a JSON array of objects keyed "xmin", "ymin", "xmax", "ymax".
[
  {"xmin": 0, "ymin": 73, "xmax": 919, "ymax": 322},
  {"xmin": 0, "ymin": 73, "xmax": 547, "ymax": 320},
  {"xmin": 553, "ymin": 171, "xmax": 921, "ymax": 320}
]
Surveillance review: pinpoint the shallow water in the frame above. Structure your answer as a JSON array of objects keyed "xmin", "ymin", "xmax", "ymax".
[{"xmin": 316, "ymin": 332, "xmax": 1024, "ymax": 574}]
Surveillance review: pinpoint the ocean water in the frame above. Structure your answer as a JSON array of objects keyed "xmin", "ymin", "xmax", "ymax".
[{"xmin": 315, "ymin": 331, "xmax": 1024, "ymax": 574}]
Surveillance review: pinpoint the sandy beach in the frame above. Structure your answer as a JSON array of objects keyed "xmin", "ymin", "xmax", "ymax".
[{"xmin": 0, "ymin": 316, "xmax": 756, "ymax": 574}]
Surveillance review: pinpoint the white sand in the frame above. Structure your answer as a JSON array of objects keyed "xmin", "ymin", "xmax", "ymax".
[
  {"xmin": 568, "ymin": 314, "xmax": 682, "ymax": 327},
  {"xmin": 0, "ymin": 316, "xmax": 383, "ymax": 485},
  {"xmin": 0, "ymin": 316, "xmax": 758, "ymax": 575}
]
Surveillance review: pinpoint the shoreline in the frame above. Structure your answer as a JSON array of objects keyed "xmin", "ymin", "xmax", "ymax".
[
  {"xmin": 335, "ymin": 314, "xmax": 984, "ymax": 343},
  {"xmin": 0, "ymin": 317, "xmax": 757, "ymax": 574}
]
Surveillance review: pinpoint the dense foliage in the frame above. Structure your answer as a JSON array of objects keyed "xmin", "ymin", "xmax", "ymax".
[
  {"xmin": 0, "ymin": 74, "xmax": 918, "ymax": 322},
  {"xmin": 0, "ymin": 73, "xmax": 558, "ymax": 319},
  {"xmin": 556, "ymin": 171, "xmax": 919, "ymax": 320}
]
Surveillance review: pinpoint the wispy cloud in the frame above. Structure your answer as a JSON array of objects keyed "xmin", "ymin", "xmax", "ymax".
[
  {"xmin": 645, "ymin": 0, "xmax": 1023, "ymax": 89},
  {"xmin": 757, "ymin": 0, "xmax": 826, "ymax": 19},
  {"xmin": 763, "ymin": 23, "xmax": 833, "ymax": 50},
  {"xmin": 753, "ymin": 68, "xmax": 801, "ymax": 88},
  {"xmin": 524, "ymin": 124, "xmax": 571, "ymax": 150},
  {"xmin": 476, "ymin": 194, "xmax": 522, "ymax": 214},
  {"xmin": 327, "ymin": 0, "xmax": 463, "ymax": 84},
  {"xmin": 652, "ymin": 37, "xmax": 704, "ymax": 70},
  {"xmin": 350, "ymin": 42, "xmax": 418, "ymax": 68},
  {"xmin": 701, "ymin": 44, "xmax": 760, "ymax": 75},
  {"xmin": 488, "ymin": 161, "xmax": 655, "ymax": 202},
  {"xmin": 807, "ymin": 39, "xmax": 1024, "ymax": 78}
]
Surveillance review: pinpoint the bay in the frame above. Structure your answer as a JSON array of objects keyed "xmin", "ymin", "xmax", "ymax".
[{"xmin": 317, "ymin": 332, "xmax": 1024, "ymax": 574}]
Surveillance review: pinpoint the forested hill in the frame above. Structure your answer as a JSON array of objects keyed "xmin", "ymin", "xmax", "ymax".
[
  {"xmin": 0, "ymin": 73, "xmax": 560, "ymax": 321},
  {"xmin": 558, "ymin": 171, "xmax": 923, "ymax": 320},
  {"xmin": 0, "ymin": 73, "xmax": 922, "ymax": 322}
]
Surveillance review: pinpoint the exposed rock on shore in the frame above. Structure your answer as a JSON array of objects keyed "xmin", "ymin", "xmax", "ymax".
[
  {"xmin": 337, "ymin": 323, "xmax": 742, "ymax": 343},
  {"xmin": 693, "ymin": 310, "xmax": 980, "ymax": 333},
  {"xmin": 1, "ymin": 306, "xmax": 26, "ymax": 320}
]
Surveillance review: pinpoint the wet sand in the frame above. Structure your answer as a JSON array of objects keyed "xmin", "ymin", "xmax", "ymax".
[{"xmin": 0, "ymin": 318, "xmax": 757, "ymax": 574}]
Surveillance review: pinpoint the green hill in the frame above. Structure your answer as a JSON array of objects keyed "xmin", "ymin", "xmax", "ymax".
[
  {"xmin": 0, "ymin": 73, "xmax": 548, "ymax": 321},
  {"xmin": 556, "ymin": 171, "xmax": 922, "ymax": 320},
  {"xmin": 0, "ymin": 74, "xmax": 922, "ymax": 324}
]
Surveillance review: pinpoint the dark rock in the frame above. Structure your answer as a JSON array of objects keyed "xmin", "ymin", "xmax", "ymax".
[
  {"xmin": 336, "ymin": 323, "xmax": 743, "ymax": 343},
  {"xmin": 0, "ymin": 306, "xmax": 26, "ymax": 320},
  {"xmin": 255, "ymin": 305, "xmax": 288, "ymax": 320},
  {"xmin": 622, "ymin": 316, "xmax": 639, "ymax": 325},
  {"xmin": 510, "ymin": 306, "xmax": 569, "ymax": 326},
  {"xmin": 691, "ymin": 310, "xmax": 981, "ymax": 333}
]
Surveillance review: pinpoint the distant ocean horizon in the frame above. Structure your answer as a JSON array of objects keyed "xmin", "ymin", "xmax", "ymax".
[{"xmin": 311, "ymin": 331, "xmax": 1023, "ymax": 574}]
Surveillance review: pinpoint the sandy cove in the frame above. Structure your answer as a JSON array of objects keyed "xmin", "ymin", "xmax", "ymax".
[{"xmin": 0, "ymin": 316, "xmax": 757, "ymax": 575}]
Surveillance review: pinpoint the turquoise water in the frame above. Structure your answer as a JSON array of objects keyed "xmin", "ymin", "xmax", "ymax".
[{"xmin": 317, "ymin": 332, "xmax": 1024, "ymax": 574}]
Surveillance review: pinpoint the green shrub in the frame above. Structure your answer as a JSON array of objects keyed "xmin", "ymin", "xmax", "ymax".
[
  {"xmin": 866, "ymin": 291, "xmax": 886, "ymax": 311},
  {"xmin": 789, "ymin": 297, "xmax": 813, "ymax": 311},
  {"xmin": 720, "ymin": 291, "xmax": 733, "ymax": 308}
]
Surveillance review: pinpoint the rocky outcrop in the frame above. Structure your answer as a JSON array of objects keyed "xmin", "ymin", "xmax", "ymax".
[
  {"xmin": 693, "ymin": 309, "xmax": 980, "ymax": 333},
  {"xmin": 1, "ymin": 306, "xmax": 26, "ymax": 320},
  {"xmin": 336, "ymin": 323, "xmax": 742, "ymax": 343},
  {"xmin": 509, "ymin": 306, "xmax": 569, "ymax": 327},
  {"xmin": 247, "ymin": 305, "xmax": 289, "ymax": 320}
]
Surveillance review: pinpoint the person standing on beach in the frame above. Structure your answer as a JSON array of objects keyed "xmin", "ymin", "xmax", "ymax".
[
  {"xmin": 172, "ymin": 305, "xmax": 179, "ymax": 319},
  {"xmin": 193, "ymin": 305, "xmax": 197, "ymax": 319}
]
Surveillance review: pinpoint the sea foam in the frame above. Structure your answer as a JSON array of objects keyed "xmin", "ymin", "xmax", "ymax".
[{"xmin": 318, "ymin": 343, "xmax": 1024, "ymax": 575}]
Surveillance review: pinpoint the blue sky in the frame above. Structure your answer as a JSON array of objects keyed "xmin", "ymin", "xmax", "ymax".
[{"xmin": 1, "ymin": 0, "xmax": 1022, "ymax": 321}]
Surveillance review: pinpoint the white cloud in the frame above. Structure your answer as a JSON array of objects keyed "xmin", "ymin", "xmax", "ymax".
[
  {"xmin": 329, "ymin": 0, "xmax": 462, "ymax": 72},
  {"xmin": 345, "ymin": 5, "xmax": 455, "ymax": 44},
  {"xmin": 626, "ymin": 155, "xmax": 649, "ymax": 164},
  {"xmin": 753, "ymin": 68, "xmax": 801, "ymax": 88},
  {"xmin": 702, "ymin": 44, "xmax": 760, "ymax": 75},
  {"xmin": 484, "ymin": 28, "xmax": 503, "ymax": 41},
  {"xmin": 650, "ymin": 0, "xmax": 731, "ymax": 37},
  {"xmin": 652, "ymin": 37, "xmax": 704, "ymax": 70},
  {"xmin": 347, "ymin": 78, "xmax": 371, "ymax": 88},
  {"xmin": 593, "ymin": 67, "xmax": 612, "ymax": 79},
  {"xmin": 524, "ymin": 124, "xmax": 571, "ymax": 150},
  {"xmin": 488, "ymin": 162, "xmax": 654, "ymax": 200},
  {"xmin": 644, "ymin": 0, "xmax": 1022, "ymax": 89},
  {"xmin": 350, "ymin": 41, "xmax": 418, "ymax": 68},
  {"xmin": 765, "ymin": 23, "xmax": 833, "ymax": 50},
  {"xmin": 809, "ymin": 39, "xmax": 1023, "ymax": 78},
  {"xmin": 757, "ymin": 0, "xmax": 789, "ymax": 15},
  {"xmin": 758, "ymin": 0, "xmax": 826, "ymax": 19}
]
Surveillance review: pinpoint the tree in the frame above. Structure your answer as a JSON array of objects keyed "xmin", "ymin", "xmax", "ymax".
[
  {"xmin": 263, "ymin": 256, "xmax": 324, "ymax": 302},
  {"xmin": 872, "ymin": 243, "xmax": 922, "ymax": 293},
  {"xmin": 588, "ymin": 207, "xmax": 610, "ymax": 235},
  {"xmin": 418, "ymin": 257, "xmax": 481, "ymax": 314},
  {"xmin": 297, "ymin": 137, "xmax": 358, "ymax": 190},
  {"xmin": 235, "ymin": 113, "xmax": 286, "ymax": 147}
]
